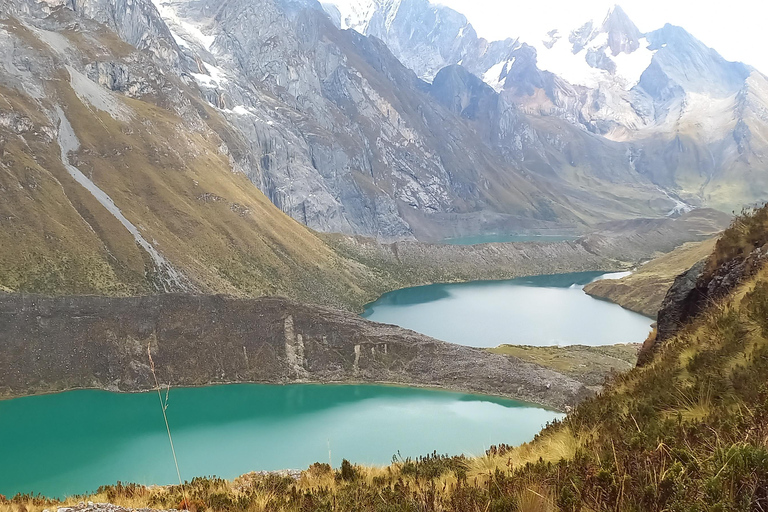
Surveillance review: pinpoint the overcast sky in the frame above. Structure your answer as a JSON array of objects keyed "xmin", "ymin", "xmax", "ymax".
[{"xmin": 436, "ymin": 0, "xmax": 768, "ymax": 72}]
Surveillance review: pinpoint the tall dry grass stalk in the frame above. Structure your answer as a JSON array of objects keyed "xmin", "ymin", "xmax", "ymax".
[{"xmin": 147, "ymin": 343, "xmax": 188, "ymax": 507}]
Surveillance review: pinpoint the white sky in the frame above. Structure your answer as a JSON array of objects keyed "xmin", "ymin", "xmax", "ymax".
[{"xmin": 436, "ymin": 0, "xmax": 768, "ymax": 73}]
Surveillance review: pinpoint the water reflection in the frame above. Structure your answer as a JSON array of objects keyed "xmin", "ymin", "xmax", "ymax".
[{"xmin": 0, "ymin": 384, "xmax": 561, "ymax": 499}]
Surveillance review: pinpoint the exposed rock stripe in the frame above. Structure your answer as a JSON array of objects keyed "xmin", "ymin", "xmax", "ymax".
[{"xmin": 55, "ymin": 107, "xmax": 190, "ymax": 292}]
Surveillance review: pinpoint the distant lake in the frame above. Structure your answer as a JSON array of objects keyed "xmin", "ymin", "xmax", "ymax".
[
  {"xmin": 362, "ymin": 271, "xmax": 652, "ymax": 347},
  {"xmin": 0, "ymin": 384, "xmax": 562, "ymax": 499},
  {"xmin": 441, "ymin": 234, "xmax": 577, "ymax": 245}
]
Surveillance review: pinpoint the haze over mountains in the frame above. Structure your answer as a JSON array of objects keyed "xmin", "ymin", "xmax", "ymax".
[
  {"xmin": 0, "ymin": 0, "xmax": 764, "ymax": 296},
  {"xmin": 325, "ymin": 0, "xmax": 768, "ymax": 216}
]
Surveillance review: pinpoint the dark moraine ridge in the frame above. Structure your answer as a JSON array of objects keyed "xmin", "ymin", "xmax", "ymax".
[{"xmin": 0, "ymin": 293, "xmax": 591, "ymax": 411}]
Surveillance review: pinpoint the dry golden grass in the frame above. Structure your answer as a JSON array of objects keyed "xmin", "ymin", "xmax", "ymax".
[
  {"xmin": 515, "ymin": 485, "xmax": 558, "ymax": 512},
  {"xmin": 489, "ymin": 344, "xmax": 639, "ymax": 387},
  {"xmin": 466, "ymin": 426, "xmax": 582, "ymax": 480},
  {"xmin": 584, "ymin": 237, "xmax": 719, "ymax": 317}
]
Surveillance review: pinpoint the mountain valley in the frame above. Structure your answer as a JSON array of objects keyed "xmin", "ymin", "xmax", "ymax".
[
  {"xmin": 325, "ymin": 0, "xmax": 768, "ymax": 216},
  {"xmin": 1, "ymin": 0, "xmax": 768, "ymax": 506}
]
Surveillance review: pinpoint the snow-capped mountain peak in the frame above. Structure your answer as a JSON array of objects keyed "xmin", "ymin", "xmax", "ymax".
[
  {"xmin": 325, "ymin": 0, "xmax": 402, "ymax": 33},
  {"xmin": 323, "ymin": 0, "xmax": 516, "ymax": 83},
  {"xmin": 534, "ymin": 5, "xmax": 654, "ymax": 90},
  {"xmin": 601, "ymin": 4, "xmax": 643, "ymax": 55}
]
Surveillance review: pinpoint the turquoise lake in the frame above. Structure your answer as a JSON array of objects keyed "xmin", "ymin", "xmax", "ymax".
[
  {"xmin": 0, "ymin": 384, "xmax": 561, "ymax": 498},
  {"xmin": 362, "ymin": 271, "xmax": 653, "ymax": 347},
  {"xmin": 441, "ymin": 234, "xmax": 577, "ymax": 245},
  {"xmin": 1, "ymin": 271, "xmax": 650, "ymax": 498}
]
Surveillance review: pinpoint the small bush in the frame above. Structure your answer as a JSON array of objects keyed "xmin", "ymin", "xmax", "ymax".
[{"xmin": 338, "ymin": 459, "xmax": 358, "ymax": 482}]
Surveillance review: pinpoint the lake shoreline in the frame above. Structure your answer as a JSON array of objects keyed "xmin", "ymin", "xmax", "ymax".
[
  {"xmin": 0, "ymin": 378, "xmax": 564, "ymax": 412},
  {"xmin": 362, "ymin": 272, "xmax": 654, "ymax": 348},
  {"xmin": 0, "ymin": 383, "xmax": 563, "ymax": 498}
]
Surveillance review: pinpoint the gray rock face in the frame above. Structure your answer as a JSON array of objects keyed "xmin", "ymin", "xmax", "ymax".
[
  {"xmin": 3, "ymin": 0, "xmax": 760, "ymax": 244},
  {"xmin": 141, "ymin": 0, "xmax": 678, "ymax": 239},
  {"xmin": 641, "ymin": 24, "xmax": 749, "ymax": 100},
  {"xmin": 601, "ymin": 5, "xmax": 642, "ymax": 56},
  {"xmin": 654, "ymin": 259, "xmax": 708, "ymax": 343},
  {"xmin": 324, "ymin": 0, "xmax": 768, "ymax": 216},
  {"xmin": 135, "ymin": 0, "xmax": 552, "ymax": 238}
]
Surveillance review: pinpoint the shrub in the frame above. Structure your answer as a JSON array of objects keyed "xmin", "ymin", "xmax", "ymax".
[{"xmin": 338, "ymin": 459, "xmax": 358, "ymax": 482}]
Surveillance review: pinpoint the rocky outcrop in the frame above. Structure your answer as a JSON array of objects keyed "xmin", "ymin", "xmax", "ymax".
[
  {"xmin": 638, "ymin": 210, "xmax": 768, "ymax": 365},
  {"xmin": 584, "ymin": 238, "xmax": 720, "ymax": 318},
  {"xmin": 0, "ymin": 293, "xmax": 592, "ymax": 411},
  {"xmin": 653, "ymin": 259, "xmax": 708, "ymax": 342},
  {"xmin": 664, "ymin": 244, "xmax": 768, "ymax": 335}
]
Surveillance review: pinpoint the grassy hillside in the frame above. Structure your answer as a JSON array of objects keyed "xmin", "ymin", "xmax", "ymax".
[
  {"xmin": 584, "ymin": 237, "xmax": 719, "ymax": 317},
  {"xmin": 0, "ymin": 18, "xmax": 394, "ymax": 310},
  {"xmin": 5, "ymin": 207, "xmax": 767, "ymax": 511}
]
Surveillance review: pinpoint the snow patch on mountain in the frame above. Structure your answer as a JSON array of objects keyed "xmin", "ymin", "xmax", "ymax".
[
  {"xmin": 536, "ymin": 32, "xmax": 604, "ymax": 89},
  {"xmin": 191, "ymin": 62, "xmax": 229, "ymax": 87},
  {"xmin": 330, "ymin": 0, "xmax": 403, "ymax": 33},
  {"xmin": 534, "ymin": 26, "xmax": 654, "ymax": 90},
  {"xmin": 612, "ymin": 39, "xmax": 655, "ymax": 86},
  {"xmin": 483, "ymin": 58, "xmax": 515, "ymax": 92},
  {"xmin": 151, "ymin": 0, "xmax": 215, "ymax": 51}
]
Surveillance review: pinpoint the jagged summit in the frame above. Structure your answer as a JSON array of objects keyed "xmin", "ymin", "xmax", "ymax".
[
  {"xmin": 323, "ymin": 0, "xmax": 501, "ymax": 82},
  {"xmin": 321, "ymin": 0, "xmax": 768, "ymax": 213},
  {"xmin": 601, "ymin": 4, "xmax": 643, "ymax": 55},
  {"xmin": 325, "ymin": 0, "xmax": 398, "ymax": 33},
  {"xmin": 534, "ymin": 4, "xmax": 653, "ymax": 89}
]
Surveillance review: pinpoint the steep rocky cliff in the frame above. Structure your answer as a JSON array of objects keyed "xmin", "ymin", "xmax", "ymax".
[{"xmin": 149, "ymin": 0, "xmax": 679, "ymax": 238}]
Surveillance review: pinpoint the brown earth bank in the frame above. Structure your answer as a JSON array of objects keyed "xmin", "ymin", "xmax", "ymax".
[{"xmin": 0, "ymin": 293, "xmax": 592, "ymax": 411}]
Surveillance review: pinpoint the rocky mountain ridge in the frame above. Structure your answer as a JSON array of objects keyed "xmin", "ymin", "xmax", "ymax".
[
  {"xmin": 324, "ymin": 0, "xmax": 768, "ymax": 215},
  {"xmin": 154, "ymin": 0, "xmax": 689, "ymax": 238}
]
